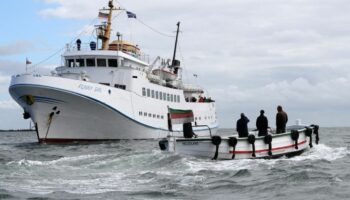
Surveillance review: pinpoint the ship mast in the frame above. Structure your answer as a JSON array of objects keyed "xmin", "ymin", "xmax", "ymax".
[
  {"xmin": 172, "ymin": 22, "xmax": 180, "ymax": 65},
  {"xmin": 98, "ymin": 0, "xmax": 122, "ymax": 50}
]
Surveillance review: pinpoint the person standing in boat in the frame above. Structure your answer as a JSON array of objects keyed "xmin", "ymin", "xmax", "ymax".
[
  {"xmin": 236, "ymin": 113, "xmax": 250, "ymax": 137},
  {"xmin": 276, "ymin": 105, "xmax": 288, "ymax": 133},
  {"xmin": 256, "ymin": 110, "xmax": 268, "ymax": 136}
]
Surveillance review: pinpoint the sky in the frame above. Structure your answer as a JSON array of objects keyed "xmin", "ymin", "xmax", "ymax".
[{"xmin": 1, "ymin": 0, "xmax": 350, "ymax": 129}]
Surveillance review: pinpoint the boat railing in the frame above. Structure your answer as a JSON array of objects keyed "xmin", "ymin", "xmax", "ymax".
[
  {"xmin": 193, "ymin": 124, "xmax": 212, "ymax": 137},
  {"xmin": 65, "ymin": 43, "xmax": 150, "ymax": 63}
]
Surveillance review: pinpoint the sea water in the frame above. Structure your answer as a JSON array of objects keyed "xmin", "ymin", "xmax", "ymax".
[{"xmin": 0, "ymin": 128, "xmax": 349, "ymax": 200}]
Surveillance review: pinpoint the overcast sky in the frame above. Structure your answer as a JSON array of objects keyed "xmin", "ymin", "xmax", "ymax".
[{"xmin": 1, "ymin": 0, "xmax": 350, "ymax": 129}]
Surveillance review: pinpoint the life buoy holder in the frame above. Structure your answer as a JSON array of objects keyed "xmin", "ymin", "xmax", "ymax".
[
  {"xmin": 248, "ymin": 134, "xmax": 256, "ymax": 157},
  {"xmin": 291, "ymin": 130, "xmax": 299, "ymax": 149},
  {"xmin": 228, "ymin": 137, "xmax": 238, "ymax": 159},
  {"xmin": 264, "ymin": 134, "xmax": 273, "ymax": 156},
  {"xmin": 211, "ymin": 136, "xmax": 222, "ymax": 160}
]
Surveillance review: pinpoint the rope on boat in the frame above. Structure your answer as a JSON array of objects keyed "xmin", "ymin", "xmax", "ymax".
[
  {"xmin": 291, "ymin": 130, "xmax": 299, "ymax": 149},
  {"xmin": 264, "ymin": 134, "xmax": 273, "ymax": 156},
  {"xmin": 248, "ymin": 134, "xmax": 256, "ymax": 157},
  {"xmin": 305, "ymin": 127, "xmax": 313, "ymax": 148},
  {"xmin": 228, "ymin": 137, "xmax": 238, "ymax": 159},
  {"xmin": 211, "ymin": 136, "xmax": 222, "ymax": 160}
]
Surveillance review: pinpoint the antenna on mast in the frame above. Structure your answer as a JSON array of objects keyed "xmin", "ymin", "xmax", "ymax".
[
  {"xmin": 97, "ymin": 0, "xmax": 123, "ymax": 50},
  {"xmin": 172, "ymin": 22, "xmax": 180, "ymax": 66},
  {"xmin": 171, "ymin": 22, "xmax": 181, "ymax": 75}
]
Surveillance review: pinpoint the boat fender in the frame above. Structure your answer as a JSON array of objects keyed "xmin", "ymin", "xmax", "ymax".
[
  {"xmin": 313, "ymin": 125, "xmax": 320, "ymax": 144},
  {"xmin": 291, "ymin": 130, "xmax": 299, "ymax": 149},
  {"xmin": 211, "ymin": 136, "xmax": 222, "ymax": 160},
  {"xmin": 248, "ymin": 134, "xmax": 256, "ymax": 157},
  {"xmin": 264, "ymin": 134, "xmax": 273, "ymax": 156},
  {"xmin": 305, "ymin": 128, "xmax": 313, "ymax": 148},
  {"xmin": 159, "ymin": 139, "xmax": 168, "ymax": 151},
  {"xmin": 228, "ymin": 137, "xmax": 238, "ymax": 159},
  {"xmin": 23, "ymin": 112, "xmax": 31, "ymax": 119}
]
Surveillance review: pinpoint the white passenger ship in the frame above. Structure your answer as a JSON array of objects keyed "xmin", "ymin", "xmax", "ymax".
[{"xmin": 9, "ymin": 0, "xmax": 218, "ymax": 142}]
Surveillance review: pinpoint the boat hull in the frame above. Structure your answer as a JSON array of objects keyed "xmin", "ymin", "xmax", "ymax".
[
  {"xmin": 9, "ymin": 74, "xmax": 218, "ymax": 142},
  {"xmin": 161, "ymin": 126, "xmax": 318, "ymax": 160}
]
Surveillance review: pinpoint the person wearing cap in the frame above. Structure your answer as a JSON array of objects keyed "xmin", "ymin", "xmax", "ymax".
[
  {"xmin": 236, "ymin": 113, "xmax": 250, "ymax": 138},
  {"xmin": 256, "ymin": 110, "xmax": 268, "ymax": 136},
  {"xmin": 276, "ymin": 105, "xmax": 288, "ymax": 133}
]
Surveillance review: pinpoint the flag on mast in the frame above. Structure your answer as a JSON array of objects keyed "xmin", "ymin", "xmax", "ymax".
[
  {"xmin": 98, "ymin": 12, "xmax": 109, "ymax": 19},
  {"xmin": 126, "ymin": 11, "xmax": 137, "ymax": 18},
  {"xmin": 26, "ymin": 58, "xmax": 32, "ymax": 65}
]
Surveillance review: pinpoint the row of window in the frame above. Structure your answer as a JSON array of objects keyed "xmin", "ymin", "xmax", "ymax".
[
  {"xmin": 139, "ymin": 111, "xmax": 164, "ymax": 119},
  {"xmin": 138, "ymin": 111, "xmax": 214, "ymax": 122},
  {"xmin": 195, "ymin": 116, "xmax": 214, "ymax": 121},
  {"xmin": 99, "ymin": 83, "xmax": 126, "ymax": 90},
  {"xmin": 142, "ymin": 88, "xmax": 181, "ymax": 103},
  {"xmin": 66, "ymin": 58, "xmax": 119, "ymax": 68}
]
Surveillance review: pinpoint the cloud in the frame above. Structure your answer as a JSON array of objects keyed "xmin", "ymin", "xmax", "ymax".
[
  {"xmin": 0, "ymin": 99, "xmax": 19, "ymax": 109},
  {"xmin": 9, "ymin": 0, "xmax": 350, "ymax": 128},
  {"xmin": 39, "ymin": 0, "xmax": 105, "ymax": 19},
  {"xmin": 0, "ymin": 40, "xmax": 34, "ymax": 56}
]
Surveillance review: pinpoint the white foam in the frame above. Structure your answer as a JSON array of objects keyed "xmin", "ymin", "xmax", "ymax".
[{"xmin": 6, "ymin": 154, "xmax": 114, "ymax": 167}]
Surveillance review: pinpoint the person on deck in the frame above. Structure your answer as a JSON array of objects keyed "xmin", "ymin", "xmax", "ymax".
[
  {"xmin": 256, "ymin": 110, "xmax": 268, "ymax": 136},
  {"xmin": 276, "ymin": 105, "xmax": 288, "ymax": 134},
  {"xmin": 236, "ymin": 113, "xmax": 250, "ymax": 138}
]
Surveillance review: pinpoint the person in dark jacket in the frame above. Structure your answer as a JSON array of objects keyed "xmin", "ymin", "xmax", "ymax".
[
  {"xmin": 236, "ymin": 113, "xmax": 250, "ymax": 138},
  {"xmin": 256, "ymin": 110, "xmax": 268, "ymax": 136},
  {"xmin": 276, "ymin": 105, "xmax": 288, "ymax": 134}
]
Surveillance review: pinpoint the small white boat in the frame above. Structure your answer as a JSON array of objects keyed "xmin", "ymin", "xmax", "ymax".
[{"xmin": 159, "ymin": 108, "xmax": 320, "ymax": 160}]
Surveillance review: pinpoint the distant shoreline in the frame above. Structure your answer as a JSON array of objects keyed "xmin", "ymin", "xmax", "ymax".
[{"xmin": 0, "ymin": 129, "xmax": 35, "ymax": 132}]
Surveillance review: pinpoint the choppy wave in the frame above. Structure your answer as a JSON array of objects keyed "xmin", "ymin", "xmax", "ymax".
[{"xmin": 1, "ymin": 129, "xmax": 350, "ymax": 199}]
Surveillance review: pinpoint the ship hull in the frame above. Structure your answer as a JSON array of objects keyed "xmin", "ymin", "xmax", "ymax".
[{"xmin": 9, "ymin": 74, "xmax": 218, "ymax": 142}]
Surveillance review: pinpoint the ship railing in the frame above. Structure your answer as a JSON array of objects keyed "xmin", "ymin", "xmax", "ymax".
[{"xmin": 65, "ymin": 43, "xmax": 150, "ymax": 63}]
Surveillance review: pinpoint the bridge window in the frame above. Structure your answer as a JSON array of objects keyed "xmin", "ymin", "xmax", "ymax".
[
  {"xmin": 155, "ymin": 91, "xmax": 159, "ymax": 99},
  {"xmin": 76, "ymin": 59, "xmax": 85, "ymax": 67},
  {"xmin": 170, "ymin": 94, "xmax": 173, "ymax": 102},
  {"xmin": 97, "ymin": 58, "xmax": 107, "ymax": 67},
  {"xmin": 151, "ymin": 90, "xmax": 155, "ymax": 98},
  {"xmin": 167, "ymin": 94, "xmax": 170, "ymax": 101},
  {"xmin": 86, "ymin": 58, "xmax": 95, "ymax": 67},
  {"xmin": 163, "ymin": 93, "xmax": 166, "ymax": 101},
  {"xmin": 67, "ymin": 59, "xmax": 75, "ymax": 67},
  {"xmin": 159, "ymin": 92, "xmax": 163, "ymax": 100},
  {"xmin": 142, "ymin": 88, "xmax": 146, "ymax": 96},
  {"xmin": 177, "ymin": 95, "xmax": 180, "ymax": 102},
  {"xmin": 147, "ymin": 89, "xmax": 150, "ymax": 97},
  {"xmin": 108, "ymin": 59, "xmax": 118, "ymax": 67}
]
